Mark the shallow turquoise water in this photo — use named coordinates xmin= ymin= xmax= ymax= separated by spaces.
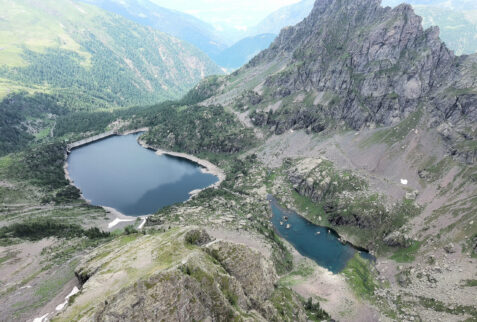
xmin=269 ymin=196 xmax=374 ymax=273
xmin=67 ymin=133 xmax=218 ymax=216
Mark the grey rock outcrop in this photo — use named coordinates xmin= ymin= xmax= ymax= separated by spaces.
xmin=287 ymin=157 xmax=366 ymax=203
xmin=443 ymin=243 xmax=456 ymax=254
xmin=286 ymin=158 xmax=389 ymax=231
xmin=242 ymin=0 xmax=476 ymax=161
xmin=397 ymin=269 xmax=412 ymax=287
xmin=205 ymin=241 xmax=277 ymax=310
xmin=384 ymin=231 xmax=412 ymax=248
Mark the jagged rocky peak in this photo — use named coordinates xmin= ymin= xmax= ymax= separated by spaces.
xmin=252 ymin=0 xmax=452 ymax=69
xmin=251 ymin=0 xmax=457 ymax=126
xmin=240 ymin=0 xmax=476 ymax=162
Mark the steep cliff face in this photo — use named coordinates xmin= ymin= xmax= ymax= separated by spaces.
xmin=237 ymin=0 xmax=477 ymax=162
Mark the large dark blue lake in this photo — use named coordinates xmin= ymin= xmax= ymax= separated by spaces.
xmin=67 ymin=133 xmax=218 ymax=216
xmin=269 ymin=196 xmax=374 ymax=273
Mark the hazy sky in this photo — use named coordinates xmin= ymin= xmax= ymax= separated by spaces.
xmin=149 ymin=0 xmax=302 ymax=30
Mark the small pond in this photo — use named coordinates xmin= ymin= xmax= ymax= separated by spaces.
xmin=269 ymin=196 xmax=374 ymax=273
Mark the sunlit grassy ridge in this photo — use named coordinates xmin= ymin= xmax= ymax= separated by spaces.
xmin=0 ymin=0 xmax=96 ymax=67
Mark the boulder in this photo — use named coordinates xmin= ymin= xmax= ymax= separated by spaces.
xmin=397 ymin=271 xmax=412 ymax=287
xmin=405 ymin=190 xmax=419 ymax=200
xmin=383 ymin=231 xmax=412 ymax=248
xmin=427 ymin=274 xmax=438 ymax=284
xmin=184 ymin=229 xmax=213 ymax=246
xmin=443 ymin=243 xmax=456 ymax=254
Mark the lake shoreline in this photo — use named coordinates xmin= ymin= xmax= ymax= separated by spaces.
xmin=63 ymin=129 xmax=152 ymax=230
xmin=63 ymin=128 xmax=225 ymax=229
xmin=268 ymin=195 xmax=375 ymax=269
xmin=66 ymin=128 xmax=149 ymax=152
xmin=64 ymin=155 xmax=146 ymax=230
xmin=136 ymin=138 xmax=226 ymax=192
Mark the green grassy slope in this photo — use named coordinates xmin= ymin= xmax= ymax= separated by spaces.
xmin=0 ymin=0 xmax=222 ymax=108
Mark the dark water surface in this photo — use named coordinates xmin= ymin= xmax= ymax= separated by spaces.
xmin=67 ymin=133 xmax=218 ymax=216
xmin=269 ymin=196 xmax=374 ymax=273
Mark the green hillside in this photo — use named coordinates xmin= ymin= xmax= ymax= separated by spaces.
xmin=0 ymin=0 xmax=222 ymax=156
xmin=0 ymin=0 xmax=222 ymax=109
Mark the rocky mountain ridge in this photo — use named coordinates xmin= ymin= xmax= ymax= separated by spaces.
xmin=54 ymin=228 xmax=310 ymax=321
xmin=381 ymin=0 xmax=477 ymax=56
xmin=232 ymin=0 xmax=476 ymax=163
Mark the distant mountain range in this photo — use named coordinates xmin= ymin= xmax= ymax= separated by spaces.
xmin=383 ymin=0 xmax=477 ymax=10
xmin=214 ymin=34 xmax=277 ymax=70
xmin=78 ymin=0 xmax=228 ymax=60
xmin=4 ymin=0 xmax=476 ymax=108
xmin=213 ymin=0 xmax=315 ymax=69
xmin=247 ymin=0 xmax=315 ymax=37
xmin=78 ymin=0 xmax=315 ymax=69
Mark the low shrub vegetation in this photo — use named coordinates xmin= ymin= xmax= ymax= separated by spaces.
xmin=0 ymin=219 xmax=110 ymax=244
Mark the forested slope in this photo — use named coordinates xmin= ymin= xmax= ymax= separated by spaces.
xmin=0 ymin=0 xmax=223 ymax=156
xmin=79 ymin=0 xmax=228 ymax=60
xmin=0 ymin=0 xmax=222 ymax=109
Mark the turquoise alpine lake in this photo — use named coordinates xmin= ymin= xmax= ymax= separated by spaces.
xmin=67 ymin=133 xmax=218 ymax=216
xmin=269 ymin=196 xmax=374 ymax=273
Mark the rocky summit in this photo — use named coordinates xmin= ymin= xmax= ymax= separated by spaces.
xmin=242 ymin=0 xmax=477 ymax=163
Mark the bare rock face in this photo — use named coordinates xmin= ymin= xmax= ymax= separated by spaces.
xmin=251 ymin=0 xmax=449 ymax=126
xmin=205 ymin=241 xmax=277 ymax=310
xmin=91 ymin=254 xmax=247 ymax=322
xmin=242 ymin=0 xmax=476 ymax=162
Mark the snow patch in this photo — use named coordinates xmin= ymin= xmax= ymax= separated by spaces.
xmin=33 ymin=313 xmax=49 ymax=322
xmin=55 ymin=286 xmax=80 ymax=311
xmin=137 ymin=217 xmax=147 ymax=230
